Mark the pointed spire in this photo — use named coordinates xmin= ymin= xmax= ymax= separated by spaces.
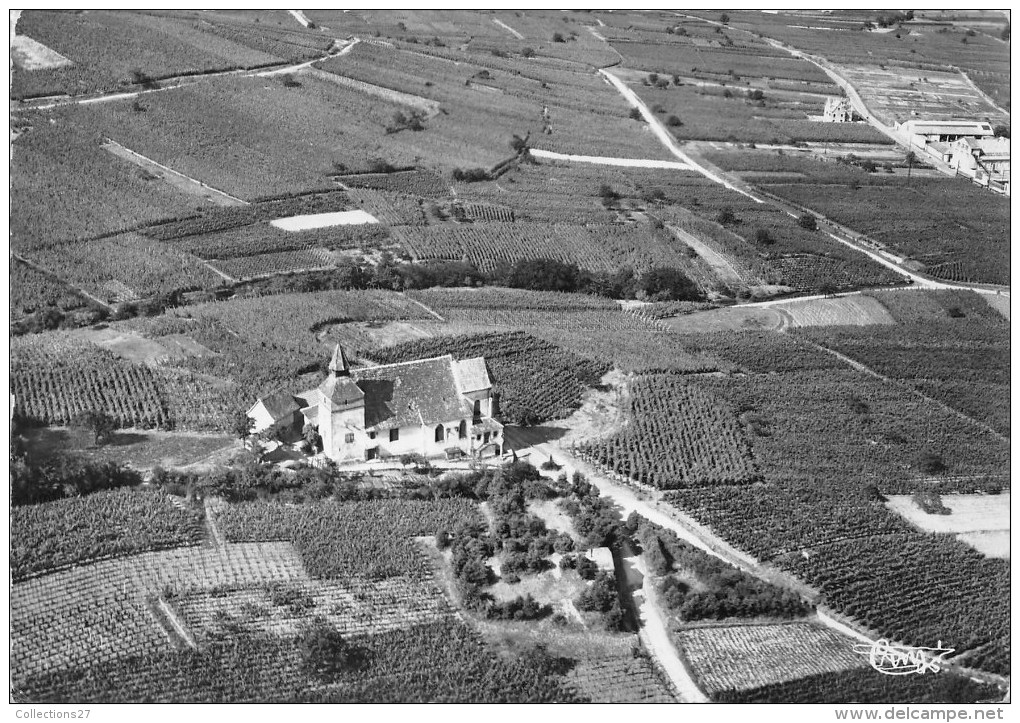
xmin=328 ymin=343 xmax=351 ymax=376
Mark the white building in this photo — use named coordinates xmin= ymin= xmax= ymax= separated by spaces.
xmin=899 ymin=119 xmax=1009 ymax=194
xmin=900 ymin=120 xmax=995 ymax=144
xmin=824 ymin=96 xmax=859 ymax=123
xmin=248 ymin=344 xmax=503 ymax=462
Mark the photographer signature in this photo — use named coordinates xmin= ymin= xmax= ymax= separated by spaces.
xmin=853 ymin=639 xmax=955 ymax=675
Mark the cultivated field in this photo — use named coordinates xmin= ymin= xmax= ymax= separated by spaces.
xmin=677 ymin=622 xmax=866 ymax=695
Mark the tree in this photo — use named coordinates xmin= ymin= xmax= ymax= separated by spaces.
xmin=915 ymin=451 xmax=947 ymax=476
xmin=716 ymin=207 xmax=737 ymax=225
xmin=754 ymin=228 xmax=774 ymax=245
xmin=232 ymin=409 xmax=254 ymax=444
xmin=1000 ymin=24 xmax=1010 ymax=41
xmin=297 ymin=619 xmax=370 ymax=680
xmin=719 ymin=13 xmax=730 ymax=24
xmin=666 ymin=114 xmax=683 ymax=127
xmin=904 ymin=150 xmax=917 ymax=184
xmin=629 ymin=107 xmax=642 ymax=120
xmin=552 ymin=32 xmax=565 ymax=42
xmin=993 ymin=125 xmax=1010 ymax=138
xmin=521 ymin=47 xmax=535 ymax=57
xmin=797 ymin=214 xmax=817 ymax=231
xmin=819 ymin=282 xmax=839 ymax=298
xmin=302 ymin=423 xmax=322 ymax=453
xmin=71 ymin=410 xmax=115 ymax=446
xmin=747 ymin=89 xmax=765 ymax=101
xmin=639 ymin=266 xmax=702 ymax=302
xmin=862 ymin=484 xmax=887 ymax=503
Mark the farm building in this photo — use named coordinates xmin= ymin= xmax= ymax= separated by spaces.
xmin=900 ymin=120 xmax=1009 ymax=194
xmin=248 ymin=344 xmax=503 ymax=462
xmin=900 ymin=120 xmax=995 ymax=144
xmin=823 ymin=97 xmax=859 ymax=123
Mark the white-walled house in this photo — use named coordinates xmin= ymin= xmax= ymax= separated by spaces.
xmin=249 ymin=344 xmax=503 ymax=462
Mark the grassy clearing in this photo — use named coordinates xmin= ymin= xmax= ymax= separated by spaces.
xmin=885 ymin=493 xmax=1009 ymax=535
xmin=20 ymin=427 xmax=237 ymax=471
xmin=781 ymin=295 xmax=896 ymax=327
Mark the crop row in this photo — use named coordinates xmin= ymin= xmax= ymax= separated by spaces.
xmin=782 ymin=534 xmax=1010 ymax=674
xmin=12 ymin=541 xmax=309 ymax=687
xmin=11 ymin=258 xmax=88 ymax=318
xmin=579 ymin=374 xmax=759 ymax=489
xmin=397 ymin=221 xmax=689 ymax=274
xmin=11 ymin=488 xmax=203 ymax=581
xmin=27 ymin=234 xmax=224 ymax=302
xmin=677 ymin=623 xmax=864 ymax=695
xmin=18 ymin=618 xmax=584 ymax=703
xmin=713 ymin=664 xmax=1001 ymax=704
xmin=408 ymin=287 xmax=620 ymax=313
xmin=338 ymin=170 xmax=449 ymax=198
xmin=175 ymin=576 xmax=451 ymax=644
xmin=209 ymin=249 xmax=336 ymax=281
xmin=12 ymin=347 xmax=169 ymax=429
xmin=565 ymin=655 xmax=676 ymax=703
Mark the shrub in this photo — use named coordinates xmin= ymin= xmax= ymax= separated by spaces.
xmin=797 ymin=214 xmax=818 ymax=231
xmin=716 ymin=207 xmax=737 ymax=225
xmin=297 ymin=618 xmax=371 ymax=679
xmin=576 ymin=571 xmax=618 ymax=612
xmin=912 ymin=488 xmax=951 ymax=515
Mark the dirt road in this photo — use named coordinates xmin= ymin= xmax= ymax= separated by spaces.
xmin=530 ymin=148 xmax=690 ymax=169
xmin=598 ymin=68 xmax=763 ymax=203
xmin=621 ymin=550 xmax=709 ymax=703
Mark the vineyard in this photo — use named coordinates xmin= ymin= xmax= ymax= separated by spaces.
xmin=866 ymin=289 xmax=1007 ymax=325
xmin=12 ymin=541 xmax=309 ymax=687
xmin=564 ymin=655 xmax=676 ymax=703
xmin=796 ymin=320 xmax=1011 ymax=435
xmin=171 ymin=221 xmax=389 ymax=260
xmin=365 ymin=331 xmax=611 ymax=424
xmin=409 ymin=287 xmax=620 ymax=313
xmin=80 ymin=73 xmax=415 ymax=200
xmin=208 ymin=249 xmax=336 ymax=281
xmin=396 ymin=222 xmax=689 ymax=274
xmin=142 ymin=190 xmax=354 ymax=242
xmin=214 ymin=499 xmax=484 ymax=580
xmin=783 ymin=535 xmax=1011 ymax=675
xmin=11 ymin=488 xmax=203 ymax=580
xmin=10 ymin=258 xmax=88 ymax=319
xmin=174 ymin=576 xmax=451 ymax=643
xmin=764 ymin=180 xmax=1009 ymax=286
xmin=337 ymin=170 xmax=449 ymax=198
xmin=26 ymin=234 xmax=224 ymax=302
xmin=11 ymin=114 xmax=203 ymax=250
xmin=677 ymin=622 xmax=865 ymax=695
xmin=579 ymin=374 xmax=759 ymax=489
xmin=407 ymin=289 xmax=725 ymax=374
xmin=18 ymin=619 xmax=585 ymax=703
xmin=713 ymin=667 xmax=1003 ymax=704
xmin=12 ymin=335 xmax=170 ymax=429
xmin=10 ymin=10 xmax=283 ymax=100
